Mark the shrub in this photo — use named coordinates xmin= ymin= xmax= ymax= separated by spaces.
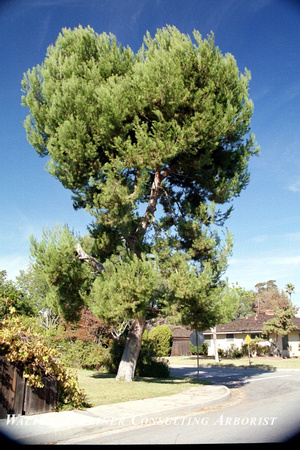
xmin=40 ymin=307 xmax=110 ymax=370
xmin=55 ymin=339 xmax=107 ymax=370
xmin=241 ymin=342 xmax=271 ymax=357
xmin=0 ymin=316 xmax=88 ymax=410
xmin=224 ymin=344 xmax=242 ymax=358
xmin=218 ymin=348 xmax=225 ymax=357
xmin=190 ymin=342 xmax=208 ymax=356
xmin=103 ymin=337 xmax=126 ymax=374
xmin=136 ymin=337 xmax=170 ymax=377
xmin=136 ymin=357 xmax=170 ymax=378
xmin=148 ymin=325 xmax=173 ymax=357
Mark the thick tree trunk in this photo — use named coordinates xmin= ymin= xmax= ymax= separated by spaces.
xmin=116 ymin=317 xmax=146 ymax=382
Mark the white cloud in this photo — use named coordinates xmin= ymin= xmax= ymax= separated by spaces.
xmin=288 ymin=181 xmax=300 ymax=193
xmin=250 ymin=234 xmax=269 ymax=243
xmin=229 ymin=255 xmax=300 ymax=271
xmin=226 ymin=255 xmax=299 ymax=289
xmin=283 ymin=232 xmax=300 ymax=242
xmin=248 ymin=232 xmax=300 ymax=245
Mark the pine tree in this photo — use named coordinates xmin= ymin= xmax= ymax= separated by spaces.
xmin=29 ymin=225 xmax=93 ymax=322
xmin=22 ymin=26 xmax=259 ymax=381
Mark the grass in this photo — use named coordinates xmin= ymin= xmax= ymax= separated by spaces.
xmin=74 ymin=356 xmax=300 ymax=408
xmin=168 ymin=355 xmax=300 ymax=369
xmin=75 ymin=369 xmax=211 ymax=408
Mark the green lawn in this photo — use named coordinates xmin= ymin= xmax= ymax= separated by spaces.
xmin=74 ymin=356 xmax=300 ymax=408
xmin=168 ymin=355 xmax=300 ymax=370
xmin=75 ymin=369 xmax=211 ymax=407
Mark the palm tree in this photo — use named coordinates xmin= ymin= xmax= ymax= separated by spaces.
xmin=285 ymin=283 xmax=295 ymax=301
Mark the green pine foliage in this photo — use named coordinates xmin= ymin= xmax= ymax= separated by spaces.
xmin=88 ymin=252 xmax=163 ymax=325
xmin=263 ymin=301 xmax=298 ymax=337
xmin=22 ymin=25 xmax=259 ymax=260
xmin=29 ymin=225 xmax=94 ymax=322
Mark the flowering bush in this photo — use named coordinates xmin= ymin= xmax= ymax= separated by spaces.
xmin=0 ymin=315 xmax=88 ymax=409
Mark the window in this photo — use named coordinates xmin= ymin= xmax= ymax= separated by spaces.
xmin=226 ymin=334 xmax=234 ymax=340
xmin=251 ymin=333 xmax=261 ymax=339
xmin=282 ymin=335 xmax=289 ymax=350
xmin=205 ymin=335 xmax=212 ymax=346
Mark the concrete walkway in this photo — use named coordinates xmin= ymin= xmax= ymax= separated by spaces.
xmin=0 ymin=384 xmax=230 ymax=444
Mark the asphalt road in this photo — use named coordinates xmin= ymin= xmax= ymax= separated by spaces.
xmin=63 ymin=366 xmax=300 ymax=444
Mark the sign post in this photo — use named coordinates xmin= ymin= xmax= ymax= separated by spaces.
xmin=190 ymin=331 xmax=205 ymax=377
xmin=245 ymin=334 xmax=252 ymax=366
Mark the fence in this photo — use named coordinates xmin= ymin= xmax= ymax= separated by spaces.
xmin=0 ymin=355 xmax=58 ymax=419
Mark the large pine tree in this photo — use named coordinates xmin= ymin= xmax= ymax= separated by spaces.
xmin=22 ymin=26 xmax=259 ymax=380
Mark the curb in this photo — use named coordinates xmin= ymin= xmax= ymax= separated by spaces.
xmin=1 ymin=385 xmax=230 ymax=444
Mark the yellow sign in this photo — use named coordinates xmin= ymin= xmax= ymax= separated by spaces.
xmin=245 ymin=334 xmax=252 ymax=345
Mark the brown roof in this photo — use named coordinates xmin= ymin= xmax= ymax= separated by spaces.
xmin=204 ymin=314 xmax=300 ymax=334
xmin=169 ymin=325 xmax=192 ymax=338
xmin=292 ymin=316 xmax=300 ymax=330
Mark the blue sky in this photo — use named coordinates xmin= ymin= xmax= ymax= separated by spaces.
xmin=1 ymin=0 xmax=300 ymax=309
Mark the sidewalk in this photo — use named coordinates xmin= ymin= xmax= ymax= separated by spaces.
xmin=0 ymin=384 xmax=230 ymax=444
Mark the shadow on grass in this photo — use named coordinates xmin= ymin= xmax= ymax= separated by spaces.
xmin=207 ymin=362 xmax=277 ymax=371
xmin=91 ymin=373 xmax=116 ymax=379
xmin=134 ymin=376 xmax=211 ymax=385
xmin=182 ymin=356 xmax=279 ymax=372
xmin=90 ymin=371 xmax=211 ymax=385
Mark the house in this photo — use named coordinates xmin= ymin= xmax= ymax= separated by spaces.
xmin=203 ymin=312 xmax=300 ymax=358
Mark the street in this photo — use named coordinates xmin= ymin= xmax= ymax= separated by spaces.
xmin=60 ymin=367 xmax=300 ymax=444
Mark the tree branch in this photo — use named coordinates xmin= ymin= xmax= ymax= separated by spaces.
xmin=126 ymin=165 xmax=177 ymax=254
xmin=140 ymin=169 xmax=161 ymax=232
xmin=75 ymin=243 xmax=104 ymax=274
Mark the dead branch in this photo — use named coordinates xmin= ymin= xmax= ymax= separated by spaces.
xmin=75 ymin=243 xmax=104 ymax=274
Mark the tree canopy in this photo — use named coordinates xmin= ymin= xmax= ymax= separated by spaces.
xmin=22 ymin=25 xmax=259 ymax=260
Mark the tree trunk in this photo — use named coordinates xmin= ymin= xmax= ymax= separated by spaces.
xmin=211 ymin=327 xmax=219 ymax=362
xmin=116 ymin=317 xmax=146 ymax=382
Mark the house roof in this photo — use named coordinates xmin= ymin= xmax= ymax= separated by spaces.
xmin=203 ymin=314 xmax=300 ymax=334
xmin=169 ymin=325 xmax=192 ymax=338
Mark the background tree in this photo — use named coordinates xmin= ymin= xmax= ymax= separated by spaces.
xmin=0 ymin=270 xmax=34 ymax=318
xmin=285 ymin=283 xmax=295 ymax=301
xmin=253 ymin=280 xmax=299 ymax=354
xmin=262 ymin=296 xmax=298 ymax=355
xmin=219 ymin=282 xmax=255 ymax=321
xmin=16 ymin=265 xmax=50 ymax=313
xmin=254 ymin=280 xmax=288 ymax=314
xmin=21 ymin=26 xmax=259 ymax=381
